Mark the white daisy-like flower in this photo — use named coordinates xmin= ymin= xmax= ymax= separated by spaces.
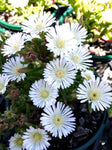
xmin=70 ymin=22 xmax=87 ymax=45
xmin=81 ymin=70 xmax=95 ymax=81
xmin=40 ymin=102 xmax=76 ymax=139
xmin=65 ymin=46 xmax=93 ymax=70
xmin=9 ymin=0 xmax=29 ymax=8
xmin=45 ymin=23 xmax=77 ymax=57
xmin=22 ymin=126 xmax=50 ymax=150
xmin=102 ymin=9 xmax=112 ymax=23
xmin=1 ymin=32 xmax=25 ymax=56
xmin=43 ymin=58 xmax=76 ymax=89
xmin=9 ymin=133 xmax=23 ymax=150
xmin=97 ymin=0 xmax=109 ymax=4
xmin=0 ymin=74 xmax=9 ymax=94
xmin=76 ymin=77 xmax=112 ymax=111
xmin=5 ymin=31 xmax=11 ymax=37
xmin=29 ymin=79 xmax=59 ymax=108
xmin=2 ymin=56 xmax=28 ymax=82
xmin=22 ymin=11 xmax=55 ymax=36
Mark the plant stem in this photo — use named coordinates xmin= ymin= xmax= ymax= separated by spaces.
xmin=60 ymin=89 xmax=67 ymax=104
xmin=26 ymin=103 xmax=30 ymax=118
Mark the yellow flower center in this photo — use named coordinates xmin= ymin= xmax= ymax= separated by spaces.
xmin=17 ymin=139 xmax=23 ymax=145
xmin=13 ymin=44 xmax=18 ymax=50
xmin=5 ymin=110 xmax=13 ymax=118
xmin=41 ymin=90 xmax=49 ymax=98
xmin=92 ymin=92 xmax=98 ymax=98
xmin=73 ymin=55 xmax=79 ymax=63
xmin=16 ymin=138 xmax=23 ymax=146
xmin=34 ymin=135 xmax=39 ymax=140
xmin=56 ymin=70 xmax=64 ymax=78
xmin=90 ymin=92 xmax=98 ymax=101
xmin=85 ymin=75 xmax=91 ymax=80
xmin=0 ymin=84 xmax=4 ymax=90
xmin=33 ymin=132 xmax=42 ymax=141
xmin=56 ymin=40 xmax=65 ymax=49
xmin=36 ymin=24 xmax=42 ymax=30
xmin=56 ymin=117 xmax=61 ymax=123
xmin=54 ymin=116 xmax=63 ymax=126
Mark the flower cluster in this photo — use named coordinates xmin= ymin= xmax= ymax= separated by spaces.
xmin=0 ymin=10 xmax=112 ymax=150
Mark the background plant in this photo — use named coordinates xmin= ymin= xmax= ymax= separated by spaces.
xmin=0 ymin=0 xmax=69 ymax=23
xmin=68 ymin=0 xmax=112 ymax=42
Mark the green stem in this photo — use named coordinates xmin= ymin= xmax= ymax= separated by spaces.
xmin=17 ymin=67 xmax=35 ymax=73
xmin=60 ymin=88 xmax=67 ymax=104
xmin=26 ymin=103 xmax=30 ymax=118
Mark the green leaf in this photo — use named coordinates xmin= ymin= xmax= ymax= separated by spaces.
xmin=88 ymin=103 xmax=93 ymax=113
xmin=0 ymin=144 xmax=7 ymax=150
xmin=107 ymin=105 xmax=112 ymax=118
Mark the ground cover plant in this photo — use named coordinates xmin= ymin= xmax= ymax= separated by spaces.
xmin=0 ymin=3 xmax=112 ymax=150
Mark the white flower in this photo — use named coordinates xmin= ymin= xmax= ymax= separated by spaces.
xmin=2 ymin=56 xmax=28 ymax=82
xmin=45 ymin=23 xmax=77 ymax=57
xmin=22 ymin=126 xmax=50 ymax=150
xmin=76 ymin=77 xmax=112 ymax=111
xmin=70 ymin=22 xmax=87 ymax=45
xmin=1 ymin=32 xmax=25 ymax=56
xmin=65 ymin=46 xmax=93 ymax=70
xmin=43 ymin=58 xmax=76 ymax=89
xmin=0 ymin=74 xmax=9 ymax=94
xmin=9 ymin=133 xmax=23 ymax=150
xmin=29 ymin=79 xmax=59 ymax=108
xmin=9 ymin=0 xmax=29 ymax=8
xmin=102 ymin=9 xmax=112 ymax=23
xmin=97 ymin=0 xmax=109 ymax=4
xmin=81 ymin=70 xmax=95 ymax=81
xmin=5 ymin=31 xmax=11 ymax=37
xmin=40 ymin=102 xmax=76 ymax=139
xmin=22 ymin=11 xmax=55 ymax=36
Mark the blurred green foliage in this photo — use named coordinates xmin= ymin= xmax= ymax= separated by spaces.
xmin=68 ymin=0 xmax=112 ymax=42
xmin=0 ymin=0 xmax=68 ymax=23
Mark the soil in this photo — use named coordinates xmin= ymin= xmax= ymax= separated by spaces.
xmin=48 ymin=103 xmax=104 ymax=150
xmin=90 ymin=39 xmax=112 ymax=84
xmin=87 ymin=39 xmax=112 ymax=150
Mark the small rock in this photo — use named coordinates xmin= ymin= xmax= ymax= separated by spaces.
xmin=79 ymin=117 xmax=85 ymax=126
